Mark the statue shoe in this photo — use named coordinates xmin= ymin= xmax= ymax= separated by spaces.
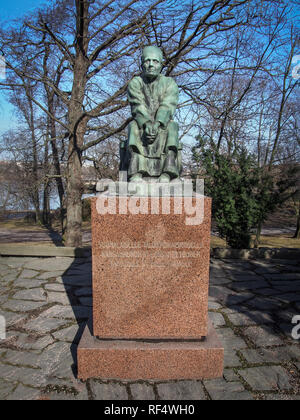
xmin=130 ymin=173 xmax=144 ymax=182
xmin=158 ymin=173 xmax=171 ymax=183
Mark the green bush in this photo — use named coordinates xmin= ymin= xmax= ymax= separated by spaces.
xmin=201 ymin=147 xmax=260 ymax=248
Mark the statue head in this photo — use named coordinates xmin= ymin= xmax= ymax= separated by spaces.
xmin=141 ymin=46 xmax=163 ymax=80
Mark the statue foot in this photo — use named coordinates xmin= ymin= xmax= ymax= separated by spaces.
xmin=130 ymin=173 xmax=144 ymax=182
xmin=158 ymin=173 xmax=171 ymax=183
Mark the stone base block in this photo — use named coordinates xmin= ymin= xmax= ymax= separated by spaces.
xmin=77 ymin=319 xmax=223 ymax=381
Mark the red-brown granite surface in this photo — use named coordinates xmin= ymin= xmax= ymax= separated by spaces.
xmin=77 ymin=319 xmax=224 ymax=381
xmin=91 ymin=195 xmax=211 ymax=339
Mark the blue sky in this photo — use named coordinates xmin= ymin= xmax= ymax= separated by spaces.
xmin=0 ymin=1 xmax=53 ymax=134
xmin=0 ymin=0 xmax=52 ymax=21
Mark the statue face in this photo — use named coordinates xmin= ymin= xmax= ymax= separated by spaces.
xmin=142 ymin=48 xmax=162 ymax=80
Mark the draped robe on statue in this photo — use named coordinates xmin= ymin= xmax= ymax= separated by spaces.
xmin=120 ymin=74 xmax=182 ymax=179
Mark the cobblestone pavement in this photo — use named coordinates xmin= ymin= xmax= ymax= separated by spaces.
xmin=0 ymin=256 xmax=299 ymax=400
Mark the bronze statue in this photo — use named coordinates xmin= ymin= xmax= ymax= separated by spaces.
xmin=120 ymin=46 xmax=182 ymax=183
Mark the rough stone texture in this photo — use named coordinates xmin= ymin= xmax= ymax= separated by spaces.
xmin=90 ymin=382 xmax=128 ymax=400
xmin=24 ymin=257 xmax=74 ymax=272
xmin=156 ymin=381 xmax=206 ymax=400
xmin=1 ymin=255 xmax=300 ymax=400
xmin=92 ymin=196 xmax=211 ymax=339
xmin=6 ymin=384 xmax=41 ymax=400
xmin=209 ymin=312 xmax=226 ymax=328
xmin=77 ymin=320 xmax=224 ymax=380
xmin=203 ymin=378 xmax=253 ymax=400
xmin=2 ymin=299 xmax=47 ymax=312
xmin=24 ymin=316 xmax=70 ymax=334
xmin=130 ymin=383 xmax=156 ymax=400
xmin=238 ymin=366 xmax=293 ymax=391
xmin=13 ymin=289 xmax=46 ymax=302
xmin=243 ymin=326 xmax=284 ymax=347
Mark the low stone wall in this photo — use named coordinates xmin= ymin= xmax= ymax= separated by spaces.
xmin=0 ymin=244 xmax=299 ymax=259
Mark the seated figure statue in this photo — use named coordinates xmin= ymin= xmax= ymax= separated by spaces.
xmin=120 ymin=46 xmax=182 ymax=183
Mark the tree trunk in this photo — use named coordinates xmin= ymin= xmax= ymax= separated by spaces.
xmin=43 ymin=133 xmax=51 ymax=226
xmin=294 ymin=202 xmax=300 ymax=239
xmin=47 ymin=104 xmax=65 ymax=232
xmin=254 ymin=220 xmax=262 ymax=248
xmin=64 ymin=0 xmax=90 ymax=247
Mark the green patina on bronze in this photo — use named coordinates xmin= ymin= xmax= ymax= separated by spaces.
xmin=120 ymin=46 xmax=182 ymax=182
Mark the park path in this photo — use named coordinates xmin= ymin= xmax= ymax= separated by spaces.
xmin=0 ymin=255 xmax=299 ymax=400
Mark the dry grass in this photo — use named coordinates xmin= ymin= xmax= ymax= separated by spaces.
xmin=210 ymin=234 xmax=300 ymax=249
xmin=1 ymin=217 xmax=299 ymax=249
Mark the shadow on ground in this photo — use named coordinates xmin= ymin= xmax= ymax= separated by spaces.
xmin=60 ymin=254 xmax=92 ymax=378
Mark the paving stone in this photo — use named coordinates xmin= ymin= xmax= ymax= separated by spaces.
xmin=263 ymin=273 xmax=300 ymax=281
xmin=24 ymin=258 xmax=74 ymax=272
xmin=78 ymin=297 xmax=92 ymax=307
xmin=62 ymin=275 xmax=92 ymax=287
xmin=240 ymin=346 xmax=300 ymax=364
xmin=44 ymin=284 xmax=69 ymax=292
xmin=269 ymin=280 xmax=300 ymax=287
xmin=2 ymin=257 xmax=37 ymax=268
xmin=203 ymin=378 xmax=253 ymax=400
xmin=12 ymin=333 xmax=54 ymax=351
xmin=156 ymin=381 xmax=206 ymax=400
xmin=243 ymin=326 xmax=284 ymax=347
xmin=238 ymin=366 xmax=293 ymax=391
xmin=210 ymin=277 xmax=231 ymax=285
xmin=0 ymin=378 xmax=16 ymax=399
xmin=273 ymin=293 xmax=300 ymax=304
xmin=37 ymin=271 xmax=66 ymax=280
xmin=224 ymin=350 xmax=243 ymax=368
xmin=3 ymin=349 xmax=42 ymax=368
xmin=223 ymin=369 xmax=241 ymax=382
xmin=49 ymin=352 xmax=76 ymax=380
xmin=262 ymin=394 xmax=300 ymax=400
xmin=14 ymin=278 xmax=46 ymax=289
xmin=209 ymin=286 xmax=253 ymax=306
xmin=217 ymin=328 xmax=247 ymax=350
xmin=3 ymin=272 xmax=20 ymax=282
xmin=2 ymin=299 xmax=47 ymax=312
xmin=254 ymin=288 xmax=282 ymax=296
xmin=19 ymin=269 xmax=39 ymax=279
xmin=6 ymin=384 xmax=41 ymax=400
xmin=209 ymin=267 xmax=228 ymax=277
xmin=227 ymin=274 xmax=259 ymax=282
xmin=130 ymin=383 xmax=156 ymax=400
xmin=52 ymin=324 xmax=83 ymax=343
xmin=90 ymin=382 xmax=128 ymax=400
xmin=38 ymin=342 xmax=73 ymax=378
xmin=46 ymin=291 xmax=70 ymax=306
xmin=74 ymin=287 xmax=92 ymax=297
xmin=0 ymin=362 xmax=47 ymax=387
xmin=245 ymin=297 xmax=281 ymax=311
xmin=42 ymin=389 xmax=89 ymax=400
xmin=39 ymin=305 xmax=90 ymax=320
xmin=24 ymin=316 xmax=70 ymax=334
xmin=13 ymin=289 xmax=47 ymax=302
xmin=0 ymin=310 xmax=28 ymax=327
xmin=278 ymin=323 xmax=295 ymax=339
xmin=230 ymin=280 xmax=270 ymax=291
xmin=208 ymin=302 xmax=223 ymax=310
xmin=209 ymin=312 xmax=226 ymax=328
xmin=276 ymin=309 xmax=299 ymax=323
xmin=253 ymin=267 xmax=280 ymax=275
xmin=227 ymin=311 xmax=274 ymax=327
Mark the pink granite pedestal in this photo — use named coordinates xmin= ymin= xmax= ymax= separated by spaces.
xmin=77 ymin=194 xmax=224 ymax=380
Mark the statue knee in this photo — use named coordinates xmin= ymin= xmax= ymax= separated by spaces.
xmin=168 ymin=121 xmax=179 ymax=132
xmin=128 ymin=120 xmax=139 ymax=136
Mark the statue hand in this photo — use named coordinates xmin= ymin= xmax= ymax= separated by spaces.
xmin=144 ymin=122 xmax=160 ymax=143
